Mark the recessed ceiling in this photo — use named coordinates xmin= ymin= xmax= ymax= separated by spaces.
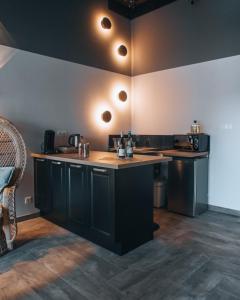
xmin=108 ymin=0 xmax=178 ymax=19
xmin=114 ymin=0 xmax=150 ymax=7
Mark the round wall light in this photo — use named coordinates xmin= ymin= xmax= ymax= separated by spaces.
xmin=118 ymin=45 xmax=128 ymax=57
xmin=102 ymin=110 xmax=112 ymax=123
xmin=101 ymin=17 xmax=112 ymax=30
xmin=119 ymin=90 xmax=128 ymax=102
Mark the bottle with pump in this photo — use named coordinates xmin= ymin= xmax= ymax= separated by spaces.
xmin=126 ymin=131 xmax=134 ymax=158
xmin=118 ymin=132 xmax=126 ymax=159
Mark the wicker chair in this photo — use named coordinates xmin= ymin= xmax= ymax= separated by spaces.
xmin=0 ymin=116 xmax=27 ymax=255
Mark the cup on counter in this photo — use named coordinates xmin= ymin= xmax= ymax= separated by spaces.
xmin=83 ymin=143 xmax=90 ymax=158
xmin=113 ymin=138 xmax=121 ymax=157
xmin=78 ymin=142 xmax=90 ymax=158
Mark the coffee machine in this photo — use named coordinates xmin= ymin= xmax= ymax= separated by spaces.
xmin=42 ymin=130 xmax=55 ymax=154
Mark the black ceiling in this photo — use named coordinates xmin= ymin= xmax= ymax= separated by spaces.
xmin=108 ymin=0 xmax=178 ymax=19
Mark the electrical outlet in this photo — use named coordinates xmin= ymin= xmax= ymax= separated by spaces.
xmin=24 ymin=196 xmax=33 ymax=205
xmin=57 ymin=130 xmax=67 ymax=135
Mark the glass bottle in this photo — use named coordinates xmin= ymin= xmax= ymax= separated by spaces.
xmin=126 ymin=130 xmax=133 ymax=158
xmin=118 ymin=131 xmax=126 ymax=159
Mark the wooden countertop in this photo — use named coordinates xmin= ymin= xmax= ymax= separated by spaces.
xmin=160 ymin=149 xmax=209 ymax=158
xmin=31 ymin=151 xmax=172 ymax=169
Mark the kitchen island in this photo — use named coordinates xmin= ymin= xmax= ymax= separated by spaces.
xmin=32 ymin=151 xmax=171 ymax=255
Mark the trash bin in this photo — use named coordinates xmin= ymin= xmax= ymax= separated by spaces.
xmin=154 ymin=180 xmax=167 ymax=208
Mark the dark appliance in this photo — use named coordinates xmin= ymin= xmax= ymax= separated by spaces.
xmin=42 ymin=130 xmax=55 ymax=154
xmin=174 ymin=134 xmax=210 ymax=152
xmin=68 ymin=134 xmax=81 ymax=148
xmin=168 ymin=157 xmax=209 ymax=217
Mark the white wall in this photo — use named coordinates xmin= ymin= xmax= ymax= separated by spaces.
xmin=0 ymin=45 xmax=131 ymax=217
xmin=132 ymin=55 xmax=240 ymax=211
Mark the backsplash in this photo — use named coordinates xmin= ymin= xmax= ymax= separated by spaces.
xmin=108 ymin=135 xmax=174 ymax=150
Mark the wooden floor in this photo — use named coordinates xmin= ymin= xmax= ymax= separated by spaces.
xmin=1 ymin=209 xmax=240 ymax=300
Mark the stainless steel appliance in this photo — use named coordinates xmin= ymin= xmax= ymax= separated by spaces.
xmin=154 ymin=180 xmax=167 ymax=208
xmin=78 ymin=141 xmax=90 ymax=158
xmin=168 ymin=157 xmax=209 ymax=217
xmin=174 ymin=134 xmax=209 ymax=152
xmin=68 ymin=134 xmax=81 ymax=148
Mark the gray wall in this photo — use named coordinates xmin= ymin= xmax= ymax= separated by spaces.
xmin=0 ymin=0 xmax=132 ymax=217
xmin=132 ymin=0 xmax=240 ymax=75
xmin=0 ymin=45 xmax=131 ymax=217
xmin=0 ymin=0 xmax=131 ymax=75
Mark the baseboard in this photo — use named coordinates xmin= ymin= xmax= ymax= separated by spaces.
xmin=16 ymin=206 xmax=240 ymax=222
xmin=17 ymin=212 xmax=40 ymax=223
xmin=208 ymin=205 xmax=240 ymax=217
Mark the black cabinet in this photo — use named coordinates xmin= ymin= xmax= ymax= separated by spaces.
xmin=34 ymin=158 xmax=50 ymax=214
xmin=34 ymin=158 xmax=154 ymax=255
xmin=49 ymin=160 xmax=67 ymax=223
xmin=89 ymin=167 xmax=115 ymax=241
xmin=67 ymin=163 xmax=89 ymax=227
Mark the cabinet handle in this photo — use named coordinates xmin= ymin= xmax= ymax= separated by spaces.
xmin=51 ymin=161 xmax=62 ymax=165
xmin=36 ymin=158 xmax=45 ymax=162
xmin=93 ymin=168 xmax=107 ymax=173
xmin=70 ymin=164 xmax=82 ymax=169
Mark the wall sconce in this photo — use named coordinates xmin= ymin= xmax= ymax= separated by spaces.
xmin=118 ymin=90 xmax=128 ymax=102
xmin=96 ymin=14 xmax=113 ymax=37
xmin=101 ymin=17 xmax=112 ymax=30
xmin=102 ymin=110 xmax=112 ymax=123
xmin=118 ymin=45 xmax=128 ymax=57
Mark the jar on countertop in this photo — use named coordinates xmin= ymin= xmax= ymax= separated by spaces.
xmin=191 ymin=120 xmax=201 ymax=134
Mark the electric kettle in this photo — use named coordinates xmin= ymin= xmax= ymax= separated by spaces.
xmin=68 ymin=134 xmax=81 ymax=148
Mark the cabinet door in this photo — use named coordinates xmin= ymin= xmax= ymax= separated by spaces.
xmin=50 ymin=160 xmax=67 ymax=223
xmin=67 ymin=163 xmax=89 ymax=227
xmin=34 ymin=158 xmax=51 ymax=214
xmin=89 ymin=167 xmax=114 ymax=240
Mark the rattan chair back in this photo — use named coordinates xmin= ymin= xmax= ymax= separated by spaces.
xmin=0 ymin=117 xmax=27 ymax=186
